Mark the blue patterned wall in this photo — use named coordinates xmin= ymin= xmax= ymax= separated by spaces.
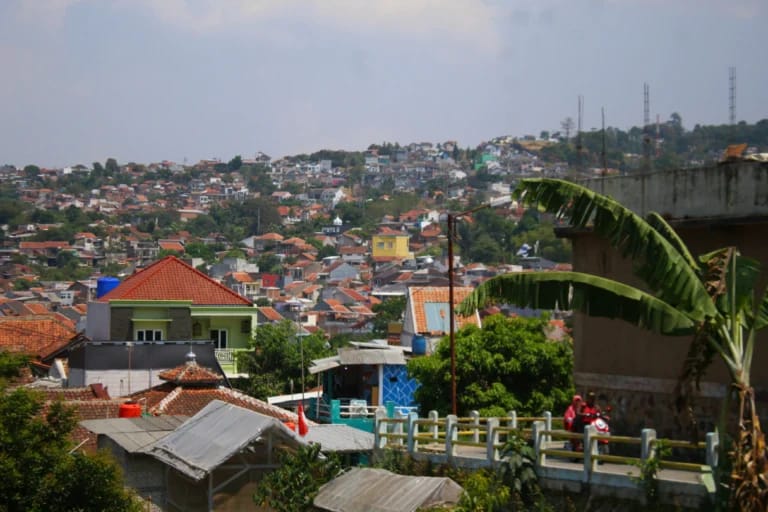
xmin=382 ymin=364 xmax=419 ymax=409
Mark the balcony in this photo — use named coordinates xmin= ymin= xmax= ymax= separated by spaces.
xmin=214 ymin=348 xmax=249 ymax=377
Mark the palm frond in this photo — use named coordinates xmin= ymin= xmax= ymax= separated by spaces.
xmin=458 ymin=272 xmax=696 ymax=336
xmin=513 ymin=178 xmax=717 ymax=321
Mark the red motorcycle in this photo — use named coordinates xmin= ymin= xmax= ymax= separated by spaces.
xmin=570 ymin=408 xmax=611 ymax=454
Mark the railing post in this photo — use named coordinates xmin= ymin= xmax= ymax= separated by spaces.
xmin=429 ymin=410 xmax=439 ymax=440
xmin=331 ymin=399 xmax=341 ymax=422
xmin=446 ymin=414 xmax=458 ymax=461
xmin=532 ymin=420 xmax=545 ymax=468
xmin=706 ymin=431 xmax=719 ymax=468
xmin=394 ymin=408 xmax=407 ymax=446
xmin=487 ymin=418 xmax=500 ymax=464
xmin=470 ymin=410 xmax=480 ymax=444
xmin=583 ymin=424 xmax=596 ymax=483
xmin=544 ymin=411 xmax=552 ymax=443
xmin=407 ymin=411 xmax=419 ymax=454
xmin=374 ymin=408 xmax=388 ymax=450
xmin=641 ymin=428 xmax=657 ymax=462
xmin=507 ymin=410 xmax=517 ymax=430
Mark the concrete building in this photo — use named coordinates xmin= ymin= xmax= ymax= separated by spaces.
xmin=569 ymin=161 xmax=768 ymax=437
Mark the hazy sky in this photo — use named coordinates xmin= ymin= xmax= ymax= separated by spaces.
xmin=1 ymin=0 xmax=765 ymax=168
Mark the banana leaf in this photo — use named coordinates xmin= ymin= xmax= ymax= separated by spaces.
xmin=457 ymin=271 xmax=696 ymax=336
xmin=513 ymin=178 xmax=717 ymax=321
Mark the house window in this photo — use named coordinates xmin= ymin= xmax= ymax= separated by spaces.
xmin=387 ymin=242 xmax=393 ymax=249
xmin=241 ymin=319 xmax=251 ymax=334
xmin=210 ymin=329 xmax=228 ymax=349
xmin=136 ymin=329 xmax=163 ymax=341
xmin=377 ymin=242 xmax=384 ymax=249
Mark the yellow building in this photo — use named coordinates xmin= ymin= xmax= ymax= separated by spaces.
xmin=371 ymin=227 xmax=413 ymax=261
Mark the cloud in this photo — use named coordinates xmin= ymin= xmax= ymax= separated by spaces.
xmin=124 ymin=0 xmax=503 ymax=51
xmin=12 ymin=0 xmax=87 ymax=29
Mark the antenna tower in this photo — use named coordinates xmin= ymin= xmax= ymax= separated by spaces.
xmin=729 ymin=67 xmax=736 ymax=124
xmin=643 ymin=83 xmax=652 ymax=171
xmin=601 ymin=107 xmax=607 ymax=174
xmin=656 ymin=114 xmax=661 ymax=157
xmin=576 ymin=95 xmax=584 ymax=170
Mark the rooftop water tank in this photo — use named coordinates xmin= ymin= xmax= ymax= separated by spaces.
xmin=118 ymin=401 xmax=142 ymax=418
xmin=96 ymin=276 xmax=120 ymax=298
xmin=412 ymin=334 xmax=427 ymax=355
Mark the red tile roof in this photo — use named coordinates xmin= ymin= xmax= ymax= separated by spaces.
xmin=158 ymin=360 xmax=222 ymax=385
xmin=0 ymin=315 xmax=77 ymax=357
xmin=158 ymin=240 xmax=185 ymax=252
xmin=129 ymin=383 xmax=313 ymax=424
xmin=98 ymin=256 xmax=252 ymax=306
xmin=258 ymin=306 xmax=284 ymax=322
xmin=376 ymin=227 xmax=407 ymax=236
xmin=231 ymin=271 xmax=253 ymax=283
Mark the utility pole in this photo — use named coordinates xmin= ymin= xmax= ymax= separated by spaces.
xmin=446 ymin=196 xmax=512 ymax=416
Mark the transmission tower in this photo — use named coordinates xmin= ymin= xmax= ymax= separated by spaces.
xmin=729 ymin=67 xmax=736 ymax=124
xmin=601 ymin=107 xmax=607 ymax=174
xmin=643 ymin=83 xmax=652 ymax=172
xmin=576 ymin=95 xmax=584 ymax=170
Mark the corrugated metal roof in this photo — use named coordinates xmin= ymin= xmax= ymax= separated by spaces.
xmin=309 ymin=355 xmax=341 ymax=375
xmin=304 ymin=425 xmax=374 ymax=453
xmin=338 ymin=348 xmax=406 ymax=366
xmin=313 ymin=467 xmax=463 ymax=512
xmin=423 ymin=302 xmax=450 ymax=333
xmin=80 ymin=415 xmax=189 ymax=454
xmin=80 ymin=416 xmax=188 ymax=453
xmin=110 ymin=430 xmax=177 ymax=453
xmin=147 ymin=400 xmax=307 ymax=481
xmin=310 ymin=348 xmax=406 ymax=375
xmin=81 ymin=415 xmax=188 ymax=435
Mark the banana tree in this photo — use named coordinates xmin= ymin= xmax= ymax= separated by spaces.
xmin=457 ymin=178 xmax=768 ymax=510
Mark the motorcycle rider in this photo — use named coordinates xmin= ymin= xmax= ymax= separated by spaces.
xmin=563 ymin=394 xmax=582 ymax=432
xmin=573 ymin=391 xmax=601 ymax=434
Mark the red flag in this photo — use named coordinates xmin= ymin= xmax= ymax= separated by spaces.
xmin=297 ymin=403 xmax=309 ymax=436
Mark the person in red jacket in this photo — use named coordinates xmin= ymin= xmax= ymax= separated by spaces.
xmin=579 ymin=391 xmax=601 ymax=419
xmin=563 ymin=394 xmax=582 ymax=432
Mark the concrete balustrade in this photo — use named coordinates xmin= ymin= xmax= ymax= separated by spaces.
xmin=374 ymin=409 xmax=718 ymax=507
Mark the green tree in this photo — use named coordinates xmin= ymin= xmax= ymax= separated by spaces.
xmin=0 ymin=351 xmax=28 ymax=381
xmin=238 ymin=321 xmax=334 ymax=399
xmin=407 ymin=314 xmax=573 ymax=416
xmin=23 ymin=164 xmax=41 ymax=181
xmin=105 ymin=157 xmax=119 ymax=175
xmin=0 ymin=387 xmax=141 ymax=512
xmin=371 ymin=296 xmax=406 ymax=337
xmin=253 ymin=443 xmax=340 ymax=512
xmin=227 ymin=155 xmax=243 ymax=171
xmin=458 ymin=178 xmax=768 ymax=510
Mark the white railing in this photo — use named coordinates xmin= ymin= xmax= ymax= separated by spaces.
xmin=214 ymin=348 xmax=235 ymax=364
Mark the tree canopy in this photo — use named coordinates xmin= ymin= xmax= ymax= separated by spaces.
xmin=407 ymin=314 xmax=574 ymax=417
xmin=0 ymin=387 xmax=142 ymax=512
xmin=237 ymin=320 xmax=335 ymax=399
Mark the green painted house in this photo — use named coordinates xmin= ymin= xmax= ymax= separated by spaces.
xmin=85 ymin=256 xmax=257 ymax=377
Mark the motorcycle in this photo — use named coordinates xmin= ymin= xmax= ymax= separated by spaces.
xmin=569 ymin=408 xmax=611 ymax=455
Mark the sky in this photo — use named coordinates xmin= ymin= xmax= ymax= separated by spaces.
xmin=1 ymin=0 xmax=766 ymax=168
